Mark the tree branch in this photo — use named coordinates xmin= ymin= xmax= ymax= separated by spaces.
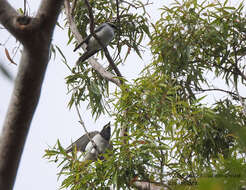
xmin=0 ymin=0 xmax=28 ymax=44
xmin=36 ymin=0 xmax=63 ymax=35
xmin=133 ymin=180 xmax=172 ymax=190
xmin=64 ymin=0 xmax=121 ymax=87
xmin=84 ymin=0 xmax=123 ymax=80
xmin=196 ymin=88 xmax=246 ymax=100
xmin=0 ymin=0 xmax=64 ymax=189
xmin=74 ymin=101 xmax=99 ymax=158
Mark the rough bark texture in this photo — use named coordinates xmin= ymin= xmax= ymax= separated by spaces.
xmin=133 ymin=181 xmax=170 ymax=190
xmin=0 ymin=0 xmax=64 ymax=189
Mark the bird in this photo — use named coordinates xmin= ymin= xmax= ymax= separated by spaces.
xmin=66 ymin=122 xmax=111 ymax=161
xmin=74 ymin=22 xmax=117 ymax=63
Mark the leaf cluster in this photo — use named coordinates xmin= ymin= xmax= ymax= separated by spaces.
xmin=151 ymin=0 xmax=246 ymax=94
xmin=65 ymin=0 xmax=151 ymax=118
xmin=70 ymin=0 xmax=151 ymax=62
xmin=66 ymin=63 xmax=110 ymax=119
xmin=46 ymin=0 xmax=246 ymax=189
xmin=114 ymin=73 xmax=246 ymax=187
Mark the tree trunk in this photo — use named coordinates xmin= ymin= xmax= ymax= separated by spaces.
xmin=0 ymin=0 xmax=64 ymax=189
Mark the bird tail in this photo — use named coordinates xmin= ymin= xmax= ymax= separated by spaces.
xmin=74 ymin=38 xmax=88 ymax=52
xmin=65 ymin=143 xmax=74 ymax=153
xmin=76 ymin=49 xmax=99 ymax=64
xmin=74 ymin=42 xmax=83 ymax=52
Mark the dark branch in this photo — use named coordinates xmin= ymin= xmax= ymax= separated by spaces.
xmin=64 ymin=0 xmax=121 ymax=86
xmin=84 ymin=0 xmax=123 ymax=80
xmin=71 ymin=0 xmax=78 ymax=17
xmin=196 ymin=88 xmax=246 ymax=100
xmin=0 ymin=0 xmax=64 ymax=189
xmin=36 ymin=0 xmax=63 ymax=35
xmin=74 ymin=102 xmax=99 ymax=157
xmin=133 ymin=180 xmax=173 ymax=190
xmin=84 ymin=0 xmax=95 ymax=33
xmin=0 ymin=0 xmax=23 ymax=41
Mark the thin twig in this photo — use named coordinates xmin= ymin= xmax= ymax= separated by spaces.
xmin=113 ymin=0 xmax=123 ymax=65
xmin=116 ymin=0 xmax=120 ymax=26
xmin=196 ymin=88 xmax=246 ymax=100
xmin=84 ymin=0 xmax=123 ymax=80
xmin=84 ymin=0 xmax=95 ymax=33
xmin=230 ymin=79 xmax=246 ymax=116
xmin=235 ymin=66 xmax=246 ymax=81
xmin=235 ymin=87 xmax=246 ymax=116
xmin=74 ymin=100 xmax=98 ymax=153
xmin=12 ymin=42 xmax=21 ymax=61
xmin=71 ymin=0 xmax=78 ymax=17
xmin=64 ymin=0 xmax=121 ymax=86
xmin=232 ymin=32 xmax=246 ymax=82
xmin=121 ymin=0 xmax=153 ymax=9
xmin=24 ymin=0 xmax=27 ymax=15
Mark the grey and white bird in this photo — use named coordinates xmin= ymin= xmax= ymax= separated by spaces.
xmin=74 ymin=23 xmax=117 ymax=63
xmin=66 ymin=122 xmax=111 ymax=161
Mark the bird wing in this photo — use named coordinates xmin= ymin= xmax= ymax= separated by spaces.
xmin=93 ymin=24 xmax=106 ymax=33
xmin=73 ymin=24 xmax=106 ymax=52
xmin=73 ymin=35 xmax=91 ymax=52
xmin=66 ymin=131 xmax=99 ymax=153
xmin=76 ymin=49 xmax=99 ymax=64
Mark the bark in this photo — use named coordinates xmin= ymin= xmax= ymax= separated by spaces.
xmin=0 ymin=0 xmax=64 ymax=189
xmin=133 ymin=181 xmax=171 ymax=190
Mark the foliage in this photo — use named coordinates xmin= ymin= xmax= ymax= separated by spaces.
xmin=65 ymin=0 xmax=151 ymax=118
xmin=66 ymin=63 xmax=110 ymax=119
xmin=45 ymin=0 xmax=246 ymax=189
xmin=151 ymin=0 xmax=246 ymax=99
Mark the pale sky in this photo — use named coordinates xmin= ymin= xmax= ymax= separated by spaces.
xmin=0 ymin=0 xmax=244 ymax=189
xmin=0 ymin=1 xmax=157 ymax=189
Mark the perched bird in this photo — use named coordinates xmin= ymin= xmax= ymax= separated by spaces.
xmin=74 ymin=22 xmax=117 ymax=63
xmin=66 ymin=122 xmax=111 ymax=161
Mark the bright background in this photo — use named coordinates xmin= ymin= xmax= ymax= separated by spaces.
xmin=0 ymin=0 xmax=244 ymax=189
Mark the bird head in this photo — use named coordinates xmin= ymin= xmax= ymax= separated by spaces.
xmin=100 ymin=122 xmax=111 ymax=141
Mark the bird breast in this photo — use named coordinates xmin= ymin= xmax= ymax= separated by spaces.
xmin=85 ymin=134 xmax=109 ymax=154
xmin=87 ymin=26 xmax=114 ymax=51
